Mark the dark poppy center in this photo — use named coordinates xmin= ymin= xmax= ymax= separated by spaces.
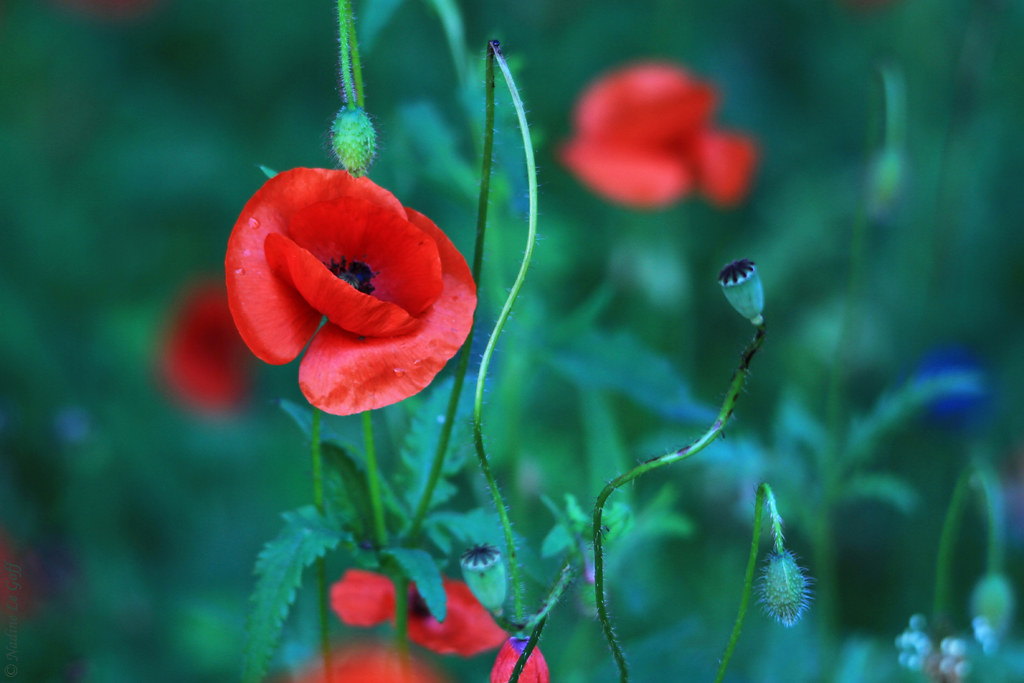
xmin=407 ymin=587 xmax=431 ymax=618
xmin=327 ymin=257 xmax=375 ymax=295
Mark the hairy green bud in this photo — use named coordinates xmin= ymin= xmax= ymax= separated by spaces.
xmin=331 ymin=107 xmax=377 ymax=177
xmin=759 ymin=550 xmax=812 ymax=627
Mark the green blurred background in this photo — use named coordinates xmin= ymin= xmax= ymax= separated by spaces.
xmin=2 ymin=0 xmax=1024 ymax=680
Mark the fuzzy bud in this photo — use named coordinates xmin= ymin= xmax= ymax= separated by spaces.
xmin=759 ymin=550 xmax=812 ymax=627
xmin=331 ymin=107 xmax=377 ymax=177
xmin=460 ymin=544 xmax=507 ymax=613
xmin=718 ymin=259 xmax=764 ymax=325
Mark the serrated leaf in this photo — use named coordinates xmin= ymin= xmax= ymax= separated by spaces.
xmin=322 ymin=442 xmax=374 ymax=542
xmin=397 ymin=377 xmax=472 ymax=514
xmin=548 ymin=330 xmax=715 ymax=423
xmin=242 ymin=506 xmax=349 ymax=683
xmin=840 ymin=473 xmax=920 ymax=514
xmin=357 ymin=0 xmax=406 ymax=52
xmin=845 ymin=369 xmax=985 ymax=467
xmin=383 ymin=548 xmax=446 ymax=622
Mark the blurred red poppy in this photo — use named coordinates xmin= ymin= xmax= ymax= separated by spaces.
xmin=490 ymin=637 xmax=549 ymax=683
xmin=559 ymin=62 xmax=758 ymax=209
xmin=161 ymin=281 xmax=250 ymax=414
xmin=288 ymin=644 xmax=449 ymax=683
xmin=331 ymin=569 xmax=506 ymax=656
xmin=225 ymin=168 xmax=476 ymax=416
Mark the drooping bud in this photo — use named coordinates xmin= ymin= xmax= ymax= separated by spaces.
xmin=758 ymin=550 xmax=812 ymax=627
xmin=970 ymin=572 xmax=1015 ymax=652
xmin=460 ymin=544 xmax=507 ymax=612
xmin=490 ymin=637 xmax=549 ymax=683
xmin=718 ymin=259 xmax=764 ymax=325
xmin=331 ymin=107 xmax=377 ymax=177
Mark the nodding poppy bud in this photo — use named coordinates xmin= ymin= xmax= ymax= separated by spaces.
xmin=460 ymin=544 xmax=507 ymax=613
xmin=759 ymin=550 xmax=812 ymax=627
xmin=718 ymin=259 xmax=764 ymax=325
xmin=970 ymin=572 xmax=1015 ymax=651
xmin=490 ymin=638 xmax=549 ymax=683
xmin=331 ymin=107 xmax=377 ymax=177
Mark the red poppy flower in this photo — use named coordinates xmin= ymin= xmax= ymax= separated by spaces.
xmin=225 ymin=168 xmax=476 ymax=416
xmin=559 ymin=62 xmax=758 ymax=209
xmin=331 ymin=569 xmax=506 ymax=656
xmin=490 ymin=637 xmax=549 ymax=683
xmin=161 ymin=280 xmax=251 ymax=414
xmin=287 ymin=644 xmax=449 ymax=683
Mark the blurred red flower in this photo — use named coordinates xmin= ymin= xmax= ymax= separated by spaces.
xmin=331 ymin=569 xmax=506 ymax=656
xmin=225 ymin=168 xmax=476 ymax=416
xmin=161 ymin=280 xmax=250 ymax=414
xmin=490 ymin=637 xmax=549 ymax=683
xmin=559 ymin=62 xmax=758 ymax=209
xmin=288 ymin=644 xmax=449 ymax=683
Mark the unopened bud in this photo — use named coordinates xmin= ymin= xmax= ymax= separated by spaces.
xmin=759 ymin=550 xmax=812 ymax=627
xmin=460 ymin=544 xmax=507 ymax=612
xmin=718 ymin=259 xmax=764 ymax=325
xmin=331 ymin=107 xmax=377 ymax=177
xmin=970 ymin=572 xmax=1014 ymax=637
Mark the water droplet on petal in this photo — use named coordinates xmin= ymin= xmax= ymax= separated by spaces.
xmin=234 ymin=268 xmax=246 ymax=275
xmin=393 ymin=368 xmax=406 ymax=377
xmin=412 ymin=359 xmax=422 ymax=366
xmin=248 ymin=217 xmax=261 ymax=230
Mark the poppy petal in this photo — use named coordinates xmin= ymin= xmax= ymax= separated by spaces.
xmin=408 ymin=578 xmax=507 ymax=656
xmin=694 ymin=130 xmax=759 ymax=207
xmin=573 ymin=62 xmax=717 ymax=144
xmin=560 ymin=138 xmax=693 ymax=208
xmin=286 ymin=197 xmax=444 ymax=315
xmin=331 ymin=569 xmax=397 ymax=626
xmin=226 ymin=168 xmax=408 ymax=364
xmin=298 ymin=209 xmax=475 ymax=416
xmin=265 ymin=233 xmax=420 ymax=337
xmin=490 ymin=639 xmax=549 ymax=683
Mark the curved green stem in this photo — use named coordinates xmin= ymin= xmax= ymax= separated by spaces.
xmin=336 ymin=0 xmax=363 ymax=107
xmin=714 ymin=483 xmax=771 ymax=683
xmin=471 ymin=40 xmax=538 ymax=622
xmin=362 ymin=411 xmax=387 ymax=547
xmin=593 ymin=323 xmax=766 ymax=682
xmin=310 ymin=408 xmax=332 ymax=677
xmin=405 ymin=45 xmax=495 ymax=542
xmin=495 ymin=559 xmax=574 ymax=634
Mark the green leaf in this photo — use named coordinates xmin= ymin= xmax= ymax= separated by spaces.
xmin=322 ymin=442 xmax=374 ymax=542
xmin=540 ymin=524 xmax=572 ymax=558
xmin=242 ymin=506 xmax=349 ymax=683
xmin=275 ymin=398 xmax=345 ymax=446
xmin=382 ymin=548 xmax=446 ymax=622
xmin=840 ymin=472 xmax=920 ymax=514
xmin=357 ymin=0 xmax=406 ymax=52
xmin=258 ymin=164 xmax=277 ymax=179
xmin=426 ymin=508 xmax=505 ymax=555
xmin=548 ymin=330 xmax=715 ymax=423
xmin=845 ymin=369 xmax=985 ymax=467
xmin=397 ymin=377 xmax=472 ymax=514
xmin=395 ymin=102 xmax=478 ymax=200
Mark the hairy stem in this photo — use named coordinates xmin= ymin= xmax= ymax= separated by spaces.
xmin=310 ymin=408 xmax=332 ymax=678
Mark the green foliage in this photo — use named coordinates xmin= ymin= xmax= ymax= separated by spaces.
xmin=383 ymin=548 xmax=447 ymax=622
xmin=242 ymin=506 xmax=350 ymax=683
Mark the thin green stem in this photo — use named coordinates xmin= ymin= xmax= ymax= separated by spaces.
xmin=509 ymin=617 xmax=547 ymax=683
xmin=362 ymin=411 xmax=387 ymax=547
xmin=495 ymin=559 xmax=574 ymax=634
xmin=593 ymin=323 xmax=766 ymax=683
xmin=974 ymin=466 xmax=1005 ymax=573
xmin=933 ymin=466 xmax=973 ymax=620
xmin=344 ymin=4 xmax=364 ymax=107
xmin=715 ymin=483 xmax=770 ymax=683
xmin=392 ymin=574 xmax=410 ymax=658
xmin=471 ymin=40 xmax=538 ymax=623
xmin=310 ymin=408 xmax=332 ymax=678
xmin=336 ymin=0 xmax=359 ymax=108
xmin=405 ymin=46 xmax=495 ymax=542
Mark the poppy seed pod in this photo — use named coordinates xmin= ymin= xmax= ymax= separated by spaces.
xmin=718 ymin=258 xmax=764 ymax=324
xmin=460 ymin=544 xmax=507 ymax=612
xmin=331 ymin=107 xmax=377 ymax=177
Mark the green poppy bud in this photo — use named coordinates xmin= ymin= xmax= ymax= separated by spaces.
xmin=759 ymin=550 xmax=812 ymax=627
xmin=718 ymin=259 xmax=764 ymax=325
xmin=331 ymin=107 xmax=377 ymax=177
xmin=460 ymin=544 xmax=507 ymax=613
xmin=970 ymin=572 xmax=1015 ymax=651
